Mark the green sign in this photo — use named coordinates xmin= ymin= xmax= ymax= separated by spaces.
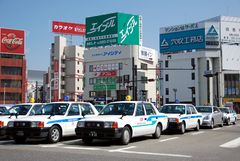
xmin=86 ymin=12 xmax=140 ymax=48
xmin=96 ymin=77 xmax=116 ymax=84
xmin=93 ymin=84 xmax=116 ymax=91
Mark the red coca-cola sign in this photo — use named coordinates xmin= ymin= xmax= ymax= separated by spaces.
xmin=0 ymin=28 xmax=25 ymax=54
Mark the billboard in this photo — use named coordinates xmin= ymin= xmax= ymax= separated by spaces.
xmin=52 ymin=21 xmax=85 ymax=36
xmin=139 ymin=46 xmax=155 ymax=62
xmin=0 ymin=28 xmax=25 ymax=54
xmin=160 ymin=28 xmax=205 ymax=53
xmin=85 ymin=12 xmax=141 ymax=48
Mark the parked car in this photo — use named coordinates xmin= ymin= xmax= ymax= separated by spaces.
xmin=196 ymin=106 xmax=223 ymax=128
xmin=75 ymin=101 xmax=168 ymax=145
xmin=0 ymin=103 xmax=43 ymax=138
xmin=161 ymin=104 xmax=202 ymax=134
xmin=7 ymin=102 xmax=98 ymax=144
xmin=219 ymin=107 xmax=237 ymax=125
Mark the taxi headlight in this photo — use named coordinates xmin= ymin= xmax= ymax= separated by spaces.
xmin=104 ymin=122 xmax=118 ymax=128
xmin=7 ymin=121 xmax=14 ymax=127
xmin=77 ymin=121 xmax=85 ymax=128
xmin=203 ymin=115 xmax=210 ymax=120
xmin=31 ymin=121 xmax=44 ymax=128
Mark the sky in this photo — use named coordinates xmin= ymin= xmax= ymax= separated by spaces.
xmin=1 ymin=0 xmax=240 ymax=71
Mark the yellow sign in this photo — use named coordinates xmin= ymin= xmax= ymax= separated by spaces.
xmin=223 ymin=97 xmax=240 ymax=103
xmin=125 ymin=95 xmax=132 ymax=101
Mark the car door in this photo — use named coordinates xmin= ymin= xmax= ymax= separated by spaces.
xmin=132 ymin=102 xmax=148 ymax=136
xmin=65 ymin=103 xmax=81 ymax=136
xmin=213 ymin=107 xmax=221 ymax=125
xmin=189 ymin=105 xmax=198 ymax=128
xmin=143 ymin=103 xmax=158 ymax=134
xmin=185 ymin=105 xmax=193 ymax=128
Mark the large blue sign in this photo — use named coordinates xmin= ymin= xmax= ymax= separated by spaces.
xmin=160 ymin=29 xmax=205 ymax=53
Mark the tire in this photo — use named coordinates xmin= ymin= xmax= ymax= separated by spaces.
xmin=152 ymin=124 xmax=162 ymax=139
xmin=82 ymin=137 xmax=93 ymax=144
xmin=120 ymin=126 xmax=131 ymax=145
xmin=194 ymin=122 xmax=200 ymax=131
xmin=14 ymin=137 xmax=26 ymax=144
xmin=179 ymin=122 xmax=185 ymax=134
xmin=219 ymin=119 xmax=224 ymax=127
xmin=210 ymin=120 xmax=214 ymax=129
xmin=233 ymin=118 xmax=237 ymax=125
xmin=226 ymin=118 xmax=230 ymax=126
xmin=48 ymin=126 xmax=61 ymax=143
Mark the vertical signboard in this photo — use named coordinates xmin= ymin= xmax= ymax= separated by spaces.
xmin=0 ymin=28 xmax=25 ymax=54
xmin=53 ymin=59 xmax=59 ymax=101
xmin=85 ymin=12 xmax=140 ymax=48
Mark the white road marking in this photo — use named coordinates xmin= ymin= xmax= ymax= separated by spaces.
xmin=191 ymin=131 xmax=205 ymax=135
xmin=116 ymin=150 xmax=192 ymax=158
xmin=40 ymin=143 xmax=63 ymax=148
xmin=63 ymin=146 xmax=104 ymax=151
xmin=212 ymin=128 xmax=221 ymax=131
xmin=225 ymin=125 xmax=232 ymax=128
xmin=220 ymin=137 xmax=240 ymax=148
xmin=159 ymin=137 xmax=179 ymax=142
xmin=109 ymin=146 xmax=136 ymax=152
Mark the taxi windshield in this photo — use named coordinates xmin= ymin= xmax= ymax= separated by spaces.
xmin=196 ymin=106 xmax=212 ymax=113
xmin=161 ymin=105 xmax=185 ymax=114
xmin=35 ymin=103 xmax=69 ymax=115
xmin=99 ymin=103 xmax=135 ymax=115
xmin=8 ymin=105 xmax=32 ymax=115
xmin=0 ymin=107 xmax=10 ymax=115
xmin=219 ymin=108 xmax=229 ymax=113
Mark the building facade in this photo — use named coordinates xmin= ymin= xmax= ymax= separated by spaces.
xmin=83 ymin=45 xmax=158 ymax=103
xmin=0 ymin=28 xmax=26 ymax=104
xmin=49 ymin=36 xmax=84 ymax=102
xmin=160 ymin=16 xmax=240 ymax=113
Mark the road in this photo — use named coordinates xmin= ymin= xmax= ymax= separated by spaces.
xmin=0 ymin=122 xmax=240 ymax=161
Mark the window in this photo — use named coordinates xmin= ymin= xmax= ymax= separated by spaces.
xmin=165 ymin=98 xmax=169 ymax=103
xmin=116 ymin=76 xmax=123 ymax=83
xmin=136 ymin=103 xmax=145 ymax=116
xmin=191 ymin=58 xmax=195 ymax=69
xmin=77 ymin=87 xmax=79 ymax=90
xmin=68 ymin=104 xmax=80 ymax=116
xmin=189 ymin=106 xmax=197 ymax=114
xmin=80 ymin=103 xmax=94 ymax=115
xmin=192 ymin=73 xmax=195 ymax=80
xmin=78 ymin=61 xmax=80 ymax=65
xmin=165 ymin=88 xmax=169 ymax=95
xmin=89 ymin=78 xmax=94 ymax=85
xmin=226 ymin=27 xmax=229 ymax=31
xmin=186 ymin=106 xmax=191 ymax=115
xmin=165 ymin=60 xmax=169 ymax=68
xmin=233 ymin=28 xmax=236 ymax=32
xmin=141 ymin=63 xmax=148 ymax=70
xmin=123 ymin=75 xmax=129 ymax=83
xmin=141 ymin=76 xmax=148 ymax=83
xmin=119 ymin=63 xmax=123 ymax=70
xmin=213 ymin=107 xmax=220 ymax=112
xmin=89 ymin=91 xmax=96 ymax=97
xmin=77 ymin=70 xmax=79 ymax=73
xmin=89 ymin=65 xmax=93 ymax=72
xmin=165 ymin=74 xmax=169 ymax=81
xmin=144 ymin=103 xmax=156 ymax=115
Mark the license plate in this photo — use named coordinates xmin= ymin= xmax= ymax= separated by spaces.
xmin=89 ymin=131 xmax=97 ymax=137
xmin=16 ymin=131 xmax=24 ymax=136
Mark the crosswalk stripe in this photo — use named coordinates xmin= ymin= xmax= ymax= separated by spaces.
xmin=220 ymin=137 xmax=240 ymax=148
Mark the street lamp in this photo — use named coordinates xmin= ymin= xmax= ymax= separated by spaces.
xmin=172 ymin=88 xmax=177 ymax=103
xmin=100 ymin=82 xmax=107 ymax=104
xmin=49 ymin=78 xmax=58 ymax=103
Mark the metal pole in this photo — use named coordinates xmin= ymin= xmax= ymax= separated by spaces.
xmin=3 ymin=83 xmax=6 ymax=104
xmin=105 ymin=84 xmax=107 ymax=104
xmin=49 ymin=80 xmax=52 ymax=103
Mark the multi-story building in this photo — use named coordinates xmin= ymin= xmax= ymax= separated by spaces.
xmin=160 ymin=16 xmax=240 ymax=113
xmin=83 ymin=45 xmax=158 ymax=103
xmin=0 ymin=28 xmax=26 ymax=104
xmin=49 ymin=36 xmax=84 ymax=102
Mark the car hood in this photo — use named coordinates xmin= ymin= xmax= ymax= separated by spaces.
xmin=201 ymin=113 xmax=212 ymax=117
xmin=12 ymin=115 xmax=68 ymax=122
xmin=82 ymin=115 xmax=124 ymax=122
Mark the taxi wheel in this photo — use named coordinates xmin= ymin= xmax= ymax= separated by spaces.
xmin=14 ymin=137 xmax=26 ymax=144
xmin=180 ymin=123 xmax=185 ymax=134
xmin=233 ymin=118 xmax=237 ymax=125
xmin=210 ymin=120 xmax=214 ymax=129
xmin=48 ymin=126 xmax=61 ymax=143
xmin=226 ymin=119 xmax=230 ymax=126
xmin=194 ymin=122 xmax=200 ymax=131
xmin=219 ymin=120 xmax=224 ymax=127
xmin=82 ymin=137 xmax=93 ymax=144
xmin=120 ymin=126 xmax=131 ymax=145
xmin=153 ymin=124 xmax=162 ymax=139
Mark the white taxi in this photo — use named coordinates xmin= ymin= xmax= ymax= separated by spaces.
xmin=7 ymin=102 xmax=98 ymax=143
xmin=75 ymin=101 xmax=168 ymax=145
xmin=161 ymin=104 xmax=203 ymax=134
xmin=0 ymin=103 xmax=43 ymax=138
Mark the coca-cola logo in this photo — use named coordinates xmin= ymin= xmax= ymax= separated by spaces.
xmin=1 ymin=33 xmax=23 ymax=50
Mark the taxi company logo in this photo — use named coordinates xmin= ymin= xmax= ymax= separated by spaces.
xmin=119 ymin=16 xmax=138 ymax=43
xmin=87 ymin=16 xmax=116 ymax=34
xmin=1 ymin=33 xmax=23 ymax=50
xmin=207 ymin=25 xmax=218 ymax=36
